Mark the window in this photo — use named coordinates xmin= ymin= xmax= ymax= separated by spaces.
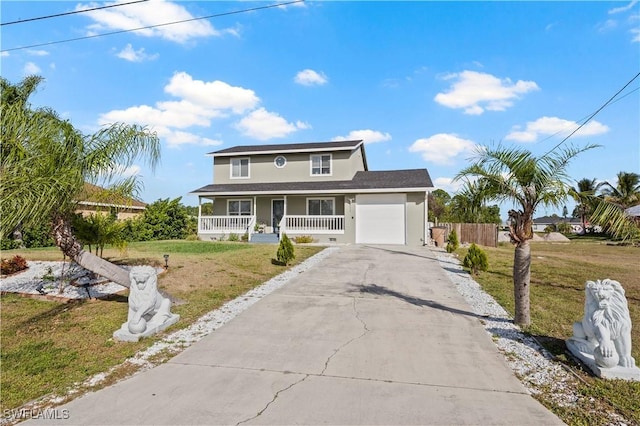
xmin=307 ymin=198 xmax=334 ymax=215
xmin=228 ymin=200 xmax=252 ymax=216
xmin=310 ymin=154 xmax=331 ymax=176
xmin=231 ymin=158 xmax=250 ymax=179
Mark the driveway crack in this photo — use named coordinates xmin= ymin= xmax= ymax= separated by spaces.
xmin=235 ymin=374 xmax=310 ymax=426
xmin=320 ymin=297 xmax=370 ymax=375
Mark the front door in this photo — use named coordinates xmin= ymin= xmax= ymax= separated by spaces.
xmin=272 ymin=199 xmax=285 ymax=233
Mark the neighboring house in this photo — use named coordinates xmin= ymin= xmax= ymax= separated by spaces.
xmin=532 ymin=215 xmax=584 ymax=233
xmin=191 ymin=140 xmax=434 ymax=245
xmin=76 ymin=183 xmax=146 ymax=220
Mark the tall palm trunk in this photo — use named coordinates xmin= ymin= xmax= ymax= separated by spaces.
xmin=508 ymin=208 xmax=533 ymax=326
xmin=513 ymin=240 xmax=531 ymax=326
xmin=52 ymin=215 xmax=130 ymax=288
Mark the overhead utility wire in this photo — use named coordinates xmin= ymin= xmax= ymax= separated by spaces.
xmin=542 ymin=71 xmax=640 ymax=157
xmin=1 ymin=0 xmax=149 ymax=26
xmin=1 ymin=0 xmax=304 ymax=53
xmin=535 ymin=85 xmax=640 ymax=147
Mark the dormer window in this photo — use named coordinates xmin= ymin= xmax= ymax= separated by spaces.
xmin=310 ymin=154 xmax=331 ymax=176
xmin=231 ymin=157 xmax=250 ymax=179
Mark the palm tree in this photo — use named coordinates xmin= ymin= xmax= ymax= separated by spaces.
xmin=456 ymin=143 xmax=598 ymax=326
xmin=599 ymin=171 xmax=640 ymax=208
xmin=1 ymin=76 xmax=160 ymax=288
xmin=569 ymin=178 xmax=601 ymax=233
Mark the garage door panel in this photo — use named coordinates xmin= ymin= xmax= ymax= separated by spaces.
xmin=356 ymin=194 xmax=406 ymax=244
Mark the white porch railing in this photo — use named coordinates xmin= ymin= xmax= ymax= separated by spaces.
xmin=199 ymin=215 xmax=255 ymax=234
xmin=282 ymin=215 xmax=345 ymax=234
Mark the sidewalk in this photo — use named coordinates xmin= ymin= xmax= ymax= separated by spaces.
xmin=28 ymin=245 xmax=563 ymax=425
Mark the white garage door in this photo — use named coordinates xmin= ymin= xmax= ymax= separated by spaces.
xmin=355 ymin=194 xmax=406 ymax=244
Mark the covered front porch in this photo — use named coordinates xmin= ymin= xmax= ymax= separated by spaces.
xmin=196 ymin=194 xmax=348 ymax=243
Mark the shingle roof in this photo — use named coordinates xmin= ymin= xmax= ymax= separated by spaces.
xmin=533 ymin=215 xmax=581 ymax=224
xmin=625 ymin=204 xmax=640 ymax=217
xmin=191 ymin=169 xmax=433 ymax=195
xmin=77 ymin=183 xmax=147 ymax=209
xmin=208 ymin=140 xmax=363 ymax=156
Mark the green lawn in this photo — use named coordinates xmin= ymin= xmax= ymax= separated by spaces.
xmin=1 ymin=241 xmax=323 ymax=411
xmin=457 ymin=239 xmax=640 ymax=425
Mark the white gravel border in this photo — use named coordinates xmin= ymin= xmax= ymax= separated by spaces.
xmin=435 ymin=250 xmax=595 ymax=414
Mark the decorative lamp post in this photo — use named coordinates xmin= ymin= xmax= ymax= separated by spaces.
xmin=163 ymin=254 xmax=169 ymax=269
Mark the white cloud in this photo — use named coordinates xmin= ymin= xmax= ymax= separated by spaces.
xmin=235 ymin=108 xmax=309 ymax=140
xmin=116 ymin=44 xmax=159 ymax=62
xmin=609 ymin=0 xmax=638 ymax=14
xmin=99 ymin=72 xmax=259 ymax=147
xmin=294 ymin=69 xmax=328 ymax=86
xmin=632 ymin=28 xmax=640 ymax=42
xmin=408 ymin=133 xmax=476 ymax=165
xmin=165 ymin=72 xmax=259 ymax=114
xmin=434 ymin=70 xmax=539 ymax=115
xmin=505 ymin=116 xmax=610 ymax=143
xmin=333 ymin=129 xmax=392 ymax=144
xmin=76 ymin=0 xmax=235 ymax=44
xmin=23 ymin=62 xmax=41 ymax=74
xmin=433 ymin=177 xmax=463 ymax=194
xmin=27 ymin=49 xmax=49 ymax=56
xmin=596 ymin=19 xmax=618 ymax=33
xmin=1 ymin=52 xmax=9 ymax=57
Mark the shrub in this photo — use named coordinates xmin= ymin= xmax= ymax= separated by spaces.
xmin=463 ymin=243 xmax=488 ymax=275
xmin=543 ymin=224 xmax=555 ymax=234
xmin=276 ymin=234 xmax=295 ymax=265
xmin=1 ymin=255 xmax=28 ymax=275
xmin=228 ymin=233 xmax=239 ymax=242
xmin=293 ymin=235 xmax=314 ymax=244
xmin=446 ymin=229 xmax=459 ymax=253
xmin=241 ymin=232 xmax=249 ymax=242
xmin=1 ymin=238 xmax=21 ymax=250
xmin=185 ymin=234 xmax=200 ymax=241
xmin=556 ymin=222 xmax=572 ymax=235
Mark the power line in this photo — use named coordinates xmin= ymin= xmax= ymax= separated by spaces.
xmin=1 ymin=0 xmax=149 ymax=26
xmin=1 ymin=0 xmax=304 ymax=53
xmin=542 ymin=71 xmax=640 ymax=157
xmin=535 ymin=85 xmax=640 ymax=147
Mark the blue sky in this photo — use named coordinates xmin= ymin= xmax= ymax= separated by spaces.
xmin=2 ymin=1 xmax=639 ymax=218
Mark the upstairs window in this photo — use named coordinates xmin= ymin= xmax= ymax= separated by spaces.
xmin=310 ymin=154 xmax=331 ymax=176
xmin=231 ymin=158 xmax=250 ymax=179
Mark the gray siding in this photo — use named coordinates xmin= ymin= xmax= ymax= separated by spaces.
xmin=213 ymin=148 xmax=365 ymax=184
xmin=406 ymin=192 xmax=427 ymax=246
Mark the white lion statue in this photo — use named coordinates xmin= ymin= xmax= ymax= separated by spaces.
xmin=114 ymin=265 xmax=179 ymax=342
xmin=571 ymin=279 xmax=635 ymax=369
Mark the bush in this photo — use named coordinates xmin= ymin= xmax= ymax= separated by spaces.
xmin=276 ymin=234 xmax=295 ymax=265
xmin=1 ymin=238 xmax=21 ymax=250
xmin=556 ymin=222 xmax=572 ymax=235
xmin=463 ymin=243 xmax=488 ymax=275
xmin=446 ymin=229 xmax=459 ymax=253
xmin=228 ymin=233 xmax=239 ymax=242
xmin=293 ymin=235 xmax=314 ymax=244
xmin=185 ymin=234 xmax=200 ymax=241
xmin=1 ymin=255 xmax=28 ymax=275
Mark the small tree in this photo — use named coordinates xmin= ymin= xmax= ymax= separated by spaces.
xmin=276 ymin=234 xmax=295 ymax=265
xmin=446 ymin=229 xmax=459 ymax=253
xmin=463 ymin=243 xmax=488 ymax=275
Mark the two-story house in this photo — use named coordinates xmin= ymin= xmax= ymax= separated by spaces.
xmin=190 ymin=140 xmax=433 ymax=245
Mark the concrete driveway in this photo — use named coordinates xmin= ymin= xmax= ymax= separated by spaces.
xmin=28 ymin=245 xmax=562 ymax=425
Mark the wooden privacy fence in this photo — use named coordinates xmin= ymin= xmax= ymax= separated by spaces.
xmin=435 ymin=223 xmax=498 ymax=248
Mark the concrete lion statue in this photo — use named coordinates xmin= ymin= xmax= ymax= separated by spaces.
xmin=113 ymin=265 xmax=179 ymax=342
xmin=571 ymin=279 xmax=635 ymax=369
